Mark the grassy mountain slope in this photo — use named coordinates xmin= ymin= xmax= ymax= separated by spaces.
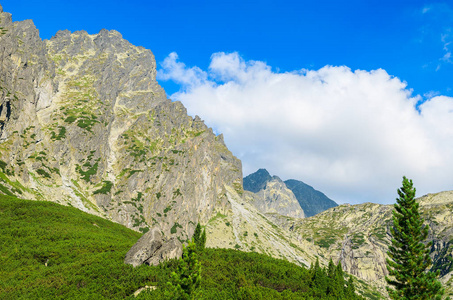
xmin=0 ymin=195 xmax=377 ymax=299
xmin=0 ymin=194 xmax=155 ymax=299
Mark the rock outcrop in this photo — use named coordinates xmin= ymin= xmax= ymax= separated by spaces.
xmin=243 ymin=168 xmax=272 ymax=193
xmin=0 ymin=7 xmax=242 ymax=241
xmin=244 ymin=169 xmax=337 ymax=218
xmin=250 ymin=176 xmax=305 ymax=219
xmin=125 ymin=227 xmax=182 ymax=267
xmin=291 ymin=191 xmax=453 ymax=296
xmin=284 ymin=179 xmax=337 ymax=217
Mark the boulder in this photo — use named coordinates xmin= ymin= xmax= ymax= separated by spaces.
xmin=145 ymin=237 xmax=183 ymax=266
xmin=124 ymin=227 xmax=163 ymax=267
xmin=124 ymin=227 xmax=183 ymax=267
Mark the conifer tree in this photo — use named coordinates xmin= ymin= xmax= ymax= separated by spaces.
xmin=310 ymin=258 xmax=327 ymax=295
xmin=193 ymin=223 xmax=202 ymax=246
xmin=200 ymin=228 xmax=206 ymax=251
xmin=386 ymin=176 xmax=444 ymax=299
xmin=166 ymin=239 xmax=201 ymax=300
xmin=346 ymin=276 xmax=356 ymax=298
xmin=327 ymin=259 xmax=336 ymax=279
xmin=193 ymin=223 xmax=206 ymax=253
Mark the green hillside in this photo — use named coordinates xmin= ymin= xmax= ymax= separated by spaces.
xmin=0 ymin=195 xmax=372 ymax=299
xmin=0 ymin=195 xmax=155 ymax=299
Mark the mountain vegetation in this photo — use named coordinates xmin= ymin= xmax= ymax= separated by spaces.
xmin=0 ymin=195 xmax=368 ymax=299
xmin=386 ymin=177 xmax=444 ymax=299
xmin=1 ymin=5 xmax=453 ymax=299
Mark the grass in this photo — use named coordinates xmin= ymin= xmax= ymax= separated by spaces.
xmin=171 ymin=222 xmax=182 ymax=234
xmin=0 ymin=195 xmax=372 ymax=300
xmin=0 ymin=195 xmax=156 ymax=299
xmin=50 ymin=126 xmax=66 ymax=140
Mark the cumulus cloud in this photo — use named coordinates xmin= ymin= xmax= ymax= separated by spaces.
xmin=157 ymin=52 xmax=453 ymax=204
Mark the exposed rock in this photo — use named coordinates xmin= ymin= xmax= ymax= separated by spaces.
xmin=124 ymin=227 xmax=163 ymax=267
xmin=284 ymin=179 xmax=337 ymax=217
xmin=0 ymin=7 xmax=242 ymax=241
xmin=133 ymin=286 xmax=157 ymax=297
xmin=243 ymin=168 xmax=272 ymax=193
xmin=244 ymin=169 xmax=337 ymax=218
xmin=290 ymin=191 xmax=453 ymax=296
xmin=144 ymin=237 xmax=183 ymax=266
xmin=125 ymin=227 xmax=183 ymax=267
xmin=250 ymin=176 xmax=305 ymax=219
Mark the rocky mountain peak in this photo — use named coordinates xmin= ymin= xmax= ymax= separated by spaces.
xmin=243 ymin=168 xmax=272 ymax=193
xmin=284 ymin=179 xmax=337 ymax=217
xmin=0 ymin=10 xmax=242 ymax=241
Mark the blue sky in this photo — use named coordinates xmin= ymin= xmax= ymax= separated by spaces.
xmin=3 ymin=1 xmax=453 ymax=204
xmin=4 ymin=0 xmax=452 ymax=97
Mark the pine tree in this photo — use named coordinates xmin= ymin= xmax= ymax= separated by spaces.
xmin=346 ymin=276 xmax=356 ymax=298
xmin=200 ymin=228 xmax=206 ymax=251
xmin=166 ymin=239 xmax=201 ymax=300
xmin=386 ymin=176 xmax=444 ymax=299
xmin=193 ymin=223 xmax=202 ymax=246
xmin=310 ymin=258 xmax=327 ymax=295
xmin=193 ymin=223 xmax=206 ymax=253
xmin=327 ymin=259 xmax=336 ymax=279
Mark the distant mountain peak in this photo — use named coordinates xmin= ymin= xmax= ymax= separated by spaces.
xmin=244 ymin=169 xmax=337 ymax=218
xmin=243 ymin=169 xmax=272 ymax=193
xmin=284 ymin=179 xmax=337 ymax=217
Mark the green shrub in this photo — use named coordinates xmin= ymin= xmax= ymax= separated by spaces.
xmin=93 ymin=181 xmax=113 ymax=195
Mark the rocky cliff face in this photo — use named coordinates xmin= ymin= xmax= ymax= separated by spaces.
xmin=3 ymin=6 xmax=453 ymax=298
xmin=290 ymin=191 xmax=453 ymax=297
xmin=249 ymin=176 xmax=305 ymax=219
xmin=243 ymin=168 xmax=272 ymax=193
xmin=244 ymin=168 xmax=337 ymax=218
xmin=284 ymin=179 xmax=338 ymax=217
xmin=0 ymin=5 xmax=242 ymax=240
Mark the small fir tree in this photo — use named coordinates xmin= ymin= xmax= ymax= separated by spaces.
xmin=193 ymin=223 xmax=202 ymax=246
xmin=193 ymin=222 xmax=206 ymax=253
xmin=200 ymin=228 xmax=206 ymax=250
xmin=386 ymin=176 xmax=444 ymax=299
xmin=166 ymin=239 xmax=201 ymax=300
xmin=346 ymin=276 xmax=356 ymax=298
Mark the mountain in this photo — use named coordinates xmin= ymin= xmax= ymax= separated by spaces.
xmin=251 ymin=176 xmax=305 ymax=219
xmin=244 ymin=169 xmax=337 ymax=217
xmin=0 ymin=5 xmax=319 ymax=276
xmin=243 ymin=168 xmax=272 ymax=193
xmin=288 ymin=191 xmax=453 ymax=296
xmin=285 ymin=179 xmax=338 ymax=217
xmin=0 ymin=4 xmax=242 ymax=241
xmin=2 ymin=6 xmax=453 ymax=298
xmin=0 ymin=194 xmax=371 ymax=299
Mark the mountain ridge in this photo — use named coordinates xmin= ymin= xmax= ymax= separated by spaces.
xmin=244 ymin=169 xmax=337 ymax=217
xmin=0 ymin=7 xmax=242 ymax=241
xmin=2 ymin=6 xmax=453 ymax=298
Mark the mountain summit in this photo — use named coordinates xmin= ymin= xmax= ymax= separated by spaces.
xmin=244 ymin=169 xmax=337 ymax=217
xmin=0 ymin=8 xmax=242 ymax=240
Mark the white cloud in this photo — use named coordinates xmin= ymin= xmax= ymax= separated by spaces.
xmin=158 ymin=52 xmax=453 ymax=205
xmin=421 ymin=4 xmax=453 ymax=69
xmin=157 ymin=52 xmax=208 ymax=86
